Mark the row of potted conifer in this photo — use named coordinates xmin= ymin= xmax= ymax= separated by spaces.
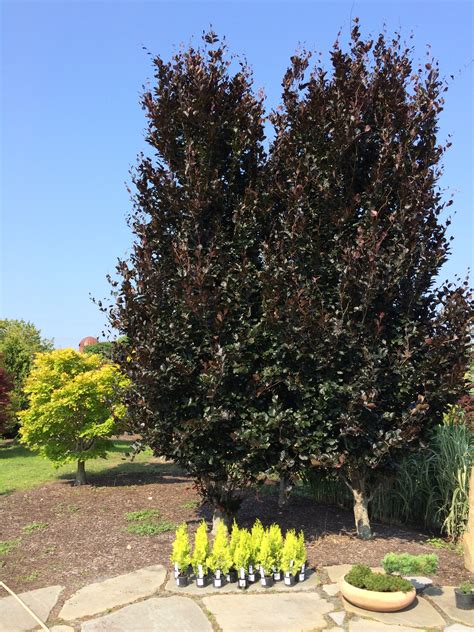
xmin=171 ymin=519 xmax=307 ymax=589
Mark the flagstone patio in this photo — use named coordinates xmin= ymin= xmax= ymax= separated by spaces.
xmin=0 ymin=564 xmax=472 ymax=631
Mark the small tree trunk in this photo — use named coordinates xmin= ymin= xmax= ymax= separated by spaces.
xmin=75 ymin=460 xmax=87 ymax=486
xmin=278 ymin=476 xmax=290 ymax=509
xmin=348 ymin=473 xmax=372 ymax=540
xmin=212 ymin=505 xmax=234 ymax=534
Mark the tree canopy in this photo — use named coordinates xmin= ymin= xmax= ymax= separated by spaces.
xmin=19 ymin=348 xmax=129 ymax=485
xmin=107 ymin=25 xmax=472 ymax=537
xmin=0 ymin=319 xmax=53 ymax=435
xmin=107 ymin=32 xmax=268 ymax=527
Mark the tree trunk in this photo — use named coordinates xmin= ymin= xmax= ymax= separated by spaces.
xmin=212 ymin=505 xmax=234 ymax=535
xmin=278 ymin=476 xmax=290 ymax=509
xmin=75 ymin=460 xmax=87 ymax=486
xmin=348 ymin=473 xmax=372 ymax=540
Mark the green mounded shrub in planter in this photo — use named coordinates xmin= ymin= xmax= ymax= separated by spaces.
xmin=381 ymin=553 xmax=439 ymax=576
xmin=192 ymin=520 xmax=209 ymax=587
xmin=208 ymin=521 xmax=232 ymax=588
xmin=455 ymin=581 xmax=474 ymax=610
xmin=171 ymin=523 xmax=192 ymax=586
xmin=346 ymin=565 xmax=414 ymax=593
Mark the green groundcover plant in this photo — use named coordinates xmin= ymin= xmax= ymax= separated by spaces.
xmin=382 ymin=553 xmax=439 ymax=576
xmin=345 ymin=565 xmax=414 ymax=593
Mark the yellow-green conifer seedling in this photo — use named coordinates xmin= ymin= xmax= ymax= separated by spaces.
xmin=234 ymin=528 xmax=251 ymax=580
xmin=259 ymin=530 xmax=276 ymax=576
xmin=295 ymin=530 xmax=307 ymax=579
xmin=268 ymin=523 xmax=283 ymax=573
xmin=192 ymin=520 xmax=209 ymax=579
xmin=171 ymin=523 xmax=191 ymax=575
xmin=250 ymin=519 xmax=264 ymax=570
xmin=208 ymin=521 xmax=233 ymax=576
xmin=281 ymin=529 xmax=299 ymax=574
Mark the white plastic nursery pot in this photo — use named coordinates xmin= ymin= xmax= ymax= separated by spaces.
xmin=341 ymin=578 xmax=416 ymax=612
xmin=213 ymin=576 xmax=223 ymax=588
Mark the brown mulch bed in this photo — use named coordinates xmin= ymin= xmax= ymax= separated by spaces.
xmin=1 ymin=467 xmax=472 ymax=598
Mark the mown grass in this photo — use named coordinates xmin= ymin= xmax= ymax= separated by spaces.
xmin=0 ymin=439 xmax=157 ymax=494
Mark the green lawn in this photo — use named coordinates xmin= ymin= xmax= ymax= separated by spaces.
xmin=0 ymin=439 xmax=157 ymax=494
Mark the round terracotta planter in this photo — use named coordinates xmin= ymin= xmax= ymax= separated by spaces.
xmin=341 ymin=579 xmax=416 ymax=612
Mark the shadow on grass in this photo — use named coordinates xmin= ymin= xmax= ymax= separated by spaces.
xmin=0 ymin=443 xmax=33 ymax=460
xmin=58 ymin=460 xmax=189 ymax=488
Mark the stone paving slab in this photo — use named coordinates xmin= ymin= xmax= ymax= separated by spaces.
xmin=0 ymin=585 xmax=63 ymax=632
xmin=59 ymin=565 xmax=166 ymax=621
xmin=329 ymin=611 xmax=345 ymax=625
xmin=80 ymin=596 xmax=212 ymax=632
xmin=50 ymin=627 xmax=75 ymax=632
xmin=343 ymin=595 xmax=446 ymax=629
xmin=323 ymin=583 xmax=341 ymax=596
xmin=165 ymin=569 xmax=321 ymax=595
xmin=324 ymin=564 xmax=353 ymax=583
xmin=203 ymin=592 xmax=333 ymax=631
xmin=348 ymin=618 xmax=426 ymax=632
xmin=444 ymin=625 xmax=474 ymax=632
xmin=424 ymin=586 xmax=474 ymax=627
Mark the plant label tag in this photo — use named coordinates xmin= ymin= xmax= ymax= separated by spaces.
xmin=198 ymin=564 xmax=203 ymax=578
xmin=214 ymin=577 xmax=223 ymax=588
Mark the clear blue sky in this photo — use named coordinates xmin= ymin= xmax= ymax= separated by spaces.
xmin=1 ymin=1 xmax=473 ymax=348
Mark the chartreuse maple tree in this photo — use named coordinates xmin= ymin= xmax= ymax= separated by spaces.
xmin=19 ymin=348 xmax=129 ymax=485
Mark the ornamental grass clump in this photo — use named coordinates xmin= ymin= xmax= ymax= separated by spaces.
xmin=171 ymin=523 xmax=191 ymax=585
xmin=192 ymin=520 xmax=209 ymax=587
xmin=381 ymin=553 xmax=439 ymax=576
xmin=207 ymin=521 xmax=233 ymax=587
xmin=346 ymin=565 xmax=413 ymax=593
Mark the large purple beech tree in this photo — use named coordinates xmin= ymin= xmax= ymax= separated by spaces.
xmin=108 ymin=23 xmax=472 ymax=539
xmin=260 ymin=22 xmax=472 ymax=538
xmin=107 ymin=33 xmax=268 ymax=529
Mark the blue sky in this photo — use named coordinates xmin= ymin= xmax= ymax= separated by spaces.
xmin=1 ymin=0 xmax=473 ymax=348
